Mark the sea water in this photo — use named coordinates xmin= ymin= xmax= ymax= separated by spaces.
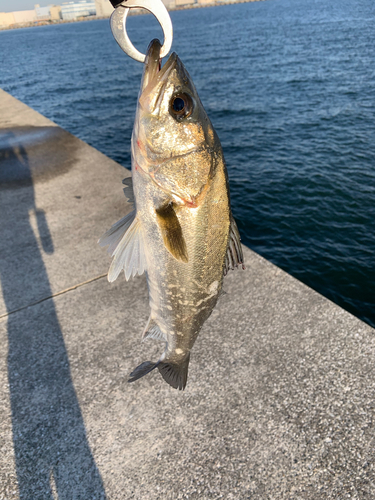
xmin=1 ymin=0 xmax=374 ymax=326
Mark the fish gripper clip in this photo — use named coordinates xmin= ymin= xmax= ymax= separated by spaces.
xmin=109 ymin=0 xmax=173 ymax=62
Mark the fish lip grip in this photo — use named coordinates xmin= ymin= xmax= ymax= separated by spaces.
xmin=110 ymin=0 xmax=173 ymax=62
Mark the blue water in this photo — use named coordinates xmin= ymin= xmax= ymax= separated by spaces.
xmin=1 ymin=0 xmax=374 ymax=327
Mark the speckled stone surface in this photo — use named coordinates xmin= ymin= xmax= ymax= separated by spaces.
xmin=0 ymin=90 xmax=374 ymax=499
xmin=0 ymin=88 xmax=130 ymax=317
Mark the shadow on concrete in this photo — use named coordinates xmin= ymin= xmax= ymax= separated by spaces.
xmin=0 ymin=126 xmax=77 ymax=188
xmin=0 ymin=130 xmax=107 ymax=499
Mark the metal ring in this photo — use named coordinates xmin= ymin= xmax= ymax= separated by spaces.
xmin=110 ymin=0 xmax=173 ymax=63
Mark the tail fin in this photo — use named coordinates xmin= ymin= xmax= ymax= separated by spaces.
xmin=158 ymin=353 xmax=190 ymax=391
xmin=128 ymin=361 xmax=159 ymax=383
xmin=127 ymin=354 xmax=191 ymax=390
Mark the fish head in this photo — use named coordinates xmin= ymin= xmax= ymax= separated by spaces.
xmin=133 ymin=39 xmax=219 ymax=205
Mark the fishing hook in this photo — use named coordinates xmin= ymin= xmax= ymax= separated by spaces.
xmin=109 ymin=0 xmax=173 ymax=62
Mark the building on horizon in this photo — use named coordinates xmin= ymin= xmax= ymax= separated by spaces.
xmin=0 ymin=12 xmax=15 ymax=28
xmin=35 ymin=5 xmax=51 ymax=20
xmin=94 ymin=0 xmax=176 ymax=18
xmin=34 ymin=4 xmax=62 ymax=22
xmin=162 ymin=0 xmax=177 ymax=8
xmin=61 ymin=1 xmax=96 ymax=20
xmin=0 ymin=5 xmax=63 ymax=28
xmin=12 ymin=10 xmax=36 ymax=24
xmin=95 ymin=0 xmax=113 ymax=17
xmin=49 ymin=5 xmax=63 ymax=20
xmin=175 ymin=0 xmax=196 ymax=5
xmin=0 ymin=0 xmax=217 ymax=29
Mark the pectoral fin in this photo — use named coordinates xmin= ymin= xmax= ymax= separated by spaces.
xmin=156 ymin=203 xmax=188 ymax=263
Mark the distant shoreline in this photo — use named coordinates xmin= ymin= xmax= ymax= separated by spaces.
xmin=0 ymin=0 xmax=264 ymax=31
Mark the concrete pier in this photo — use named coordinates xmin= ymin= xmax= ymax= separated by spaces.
xmin=0 ymin=88 xmax=374 ymax=499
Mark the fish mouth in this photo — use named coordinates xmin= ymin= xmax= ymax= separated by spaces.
xmin=141 ymin=39 xmax=178 ymax=94
xmin=141 ymin=39 xmax=162 ymax=92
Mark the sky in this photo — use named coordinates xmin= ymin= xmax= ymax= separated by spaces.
xmin=0 ymin=1 xmax=64 ymax=12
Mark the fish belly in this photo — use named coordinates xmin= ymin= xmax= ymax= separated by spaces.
xmin=133 ymin=158 xmax=231 ymax=354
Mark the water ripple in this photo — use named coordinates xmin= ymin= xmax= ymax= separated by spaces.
xmin=1 ymin=0 xmax=374 ymax=326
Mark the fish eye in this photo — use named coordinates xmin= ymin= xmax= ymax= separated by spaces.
xmin=170 ymin=93 xmax=193 ymax=120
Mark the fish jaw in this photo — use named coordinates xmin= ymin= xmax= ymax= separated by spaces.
xmin=139 ymin=38 xmax=162 ymax=93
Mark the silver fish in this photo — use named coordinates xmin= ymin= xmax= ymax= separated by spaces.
xmin=100 ymin=40 xmax=243 ymax=390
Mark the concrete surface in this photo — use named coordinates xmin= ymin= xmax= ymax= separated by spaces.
xmin=0 ymin=89 xmax=130 ymax=317
xmin=0 ymin=89 xmax=374 ymax=499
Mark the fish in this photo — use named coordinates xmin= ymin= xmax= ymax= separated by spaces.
xmin=99 ymin=39 xmax=244 ymax=390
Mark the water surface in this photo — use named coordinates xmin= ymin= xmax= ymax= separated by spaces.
xmin=1 ymin=0 xmax=374 ymax=326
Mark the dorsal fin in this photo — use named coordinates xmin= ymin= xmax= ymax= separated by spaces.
xmin=224 ymin=215 xmax=245 ymax=275
xmin=122 ymin=176 xmax=135 ymax=205
xmin=99 ymin=210 xmax=135 ymax=255
xmin=142 ymin=316 xmax=166 ymax=342
xmin=99 ymin=210 xmax=147 ymax=282
xmin=155 ymin=202 xmax=188 ymax=263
